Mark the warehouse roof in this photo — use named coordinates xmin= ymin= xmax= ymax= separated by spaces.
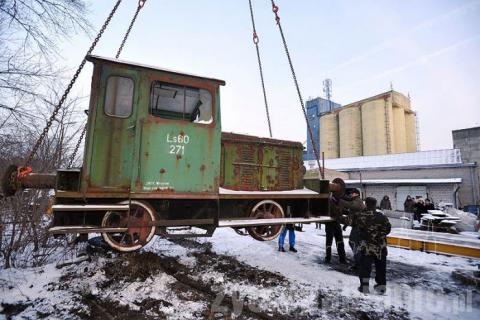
xmin=304 ymin=149 xmax=463 ymax=171
xmin=345 ymin=178 xmax=462 ymax=185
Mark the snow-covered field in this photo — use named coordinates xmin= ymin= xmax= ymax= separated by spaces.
xmin=1 ymin=225 xmax=479 ymax=319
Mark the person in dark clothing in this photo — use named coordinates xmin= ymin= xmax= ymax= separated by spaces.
xmin=340 ymin=189 xmax=365 ymax=268
xmin=414 ymin=199 xmax=427 ymax=222
xmin=379 ymin=195 xmax=392 ymax=210
xmin=278 ymin=224 xmax=296 ymax=252
xmin=424 ymin=198 xmax=435 ymax=211
xmin=325 ymin=196 xmax=348 ymax=264
xmin=404 ymin=195 xmax=415 ymax=213
xmin=352 ymin=197 xmax=391 ymax=294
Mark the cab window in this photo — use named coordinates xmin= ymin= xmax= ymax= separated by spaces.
xmin=104 ymin=76 xmax=134 ymax=118
xmin=150 ymin=81 xmax=213 ymax=124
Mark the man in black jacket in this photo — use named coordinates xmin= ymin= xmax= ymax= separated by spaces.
xmin=424 ymin=198 xmax=435 ymax=211
xmin=414 ymin=199 xmax=427 ymax=222
xmin=404 ymin=195 xmax=415 ymax=213
xmin=325 ymin=196 xmax=347 ymax=264
xmin=326 ymin=189 xmax=365 ymax=264
xmin=379 ymin=195 xmax=392 ymax=210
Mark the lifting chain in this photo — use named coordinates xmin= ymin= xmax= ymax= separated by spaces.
xmin=24 ymin=0 xmax=123 ymax=171
xmin=248 ymin=0 xmax=273 ymax=138
xmin=269 ymin=0 xmax=322 ymax=174
xmin=116 ymin=0 xmax=147 ymax=59
xmin=66 ymin=122 xmax=87 ymax=168
xmin=67 ymin=0 xmax=147 ymax=168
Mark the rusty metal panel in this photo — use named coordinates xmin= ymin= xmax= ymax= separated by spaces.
xmin=138 ymin=117 xmax=220 ymax=193
xmin=87 ymin=64 xmax=139 ymax=191
xmin=238 ymin=143 xmax=259 ymax=188
xmin=221 ymin=133 xmax=304 ymax=191
xmin=134 ymin=72 xmax=222 ymax=194
xmin=277 ymin=149 xmax=292 ymax=189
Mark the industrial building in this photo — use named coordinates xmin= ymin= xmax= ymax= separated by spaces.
xmin=452 ymin=126 xmax=480 ymax=211
xmin=303 ymin=91 xmax=479 ymax=210
xmin=304 ymin=97 xmax=341 ymax=160
xmin=453 ymin=126 xmax=480 ymax=165
xmin=319 ymin=90 xmax=418 ymax=159
xmin=305 ymin=148 xmax=479 ymax=210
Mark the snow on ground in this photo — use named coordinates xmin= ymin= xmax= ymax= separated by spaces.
xmin=197 ymin=225 xmax=480 ymax=319
xmin=0 ymin=225 xmax=479 ymax=319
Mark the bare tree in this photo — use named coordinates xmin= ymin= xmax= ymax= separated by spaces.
xmin=0 ymin=0 xmax=92 ymax=268
xmin=0 ymin=92 xmax=86 ymax=268
xmin=0 ymin=0 xmax=91 ymax=133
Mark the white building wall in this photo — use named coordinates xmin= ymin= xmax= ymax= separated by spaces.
xmin=362 ymin=185 xmax=397 ymax=209
xmin=348 ymin=184 xmax=456 ymax=210
xmin=427 ymin=185 xmax=456 ymax=205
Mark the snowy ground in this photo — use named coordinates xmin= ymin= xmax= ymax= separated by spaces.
xmin=1 ymin=225 xmax=479 ymax=319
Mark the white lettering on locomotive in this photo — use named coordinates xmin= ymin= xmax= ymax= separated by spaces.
xmin=166 ymin=134 xmax=189 ymax=155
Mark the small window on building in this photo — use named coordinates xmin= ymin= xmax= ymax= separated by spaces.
xmin=104 ymin=76 xmax=134 ymax=118
xmin=150 ymin=81 xmax=213 ymax=124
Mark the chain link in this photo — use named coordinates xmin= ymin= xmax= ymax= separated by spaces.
xmin=116 ymin=0 xmax=147 ymax=59
xmin=24 ymin=0 xmax=123 ymax=168
xmin=67 ymin=122 xmax=87 ymax=168
xmin=269 ymin=0 xmax=322 ymax=172
xmin=248 ymin=0 xmax=273 ymax=138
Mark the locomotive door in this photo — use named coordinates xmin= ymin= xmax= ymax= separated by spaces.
xmin=136 ymin=80 xmax=221 ymax=194
xmin=89 ymin=67 xmax=139 ymax=192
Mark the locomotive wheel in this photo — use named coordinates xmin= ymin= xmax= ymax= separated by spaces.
xmin=101 ymin=200 xmax=156 ymax=252
xmin=247 ymin=200 xmax=284 ymax=241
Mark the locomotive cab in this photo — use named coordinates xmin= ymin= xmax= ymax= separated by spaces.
xmin=81 ymin=55 xmax=224 ymax=197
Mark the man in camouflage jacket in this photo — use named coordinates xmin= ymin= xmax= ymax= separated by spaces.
xmin=339 ymin=189 xmax=365 ymax=268
xmin=352 ymin=197 xmax=391 ymax=294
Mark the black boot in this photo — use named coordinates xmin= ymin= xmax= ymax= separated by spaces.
xmin=358 ymin=285 xmax=370 ymax=294
xmin=289 ymin=246 xmax=297 ymax=253
xmin=374 ymin=284 xmax=386 ymax=295
xmin=337 ymin=242 xmax=347 ymax=264
xmin=324 ymin=247 xmax=331 ymax=263
xmin=278 ymin=247 xmax=286 ymax=252
xmin=359 ymin=277 xmax=370 ymax=294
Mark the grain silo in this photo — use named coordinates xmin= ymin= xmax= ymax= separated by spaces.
xmin=312 ymin=91 xmax=417 ymax=160
xmin=319 ymin=113 xmax=339 ymax=159
xmin=392 ymin=92 xmax=411 ymax=110
xmin=339 ymin=106 xmax=362 ymax=157
xmin=392 ymin=106 xmax=407 ymax=153
xmin=405 ymin=111 xmax=417 ymax=152
xmin=361 ymin=98 xmax=394 ymax=156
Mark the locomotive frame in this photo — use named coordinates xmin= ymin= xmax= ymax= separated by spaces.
xmin=4 ymin=55 xmax=342 ymax=252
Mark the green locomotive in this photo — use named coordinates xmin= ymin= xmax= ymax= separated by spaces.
xmin=3 ymin=56 xmax=343 ymax=252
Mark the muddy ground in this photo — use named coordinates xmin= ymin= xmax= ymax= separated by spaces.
xmin=1 ymin=227 xmax=479 ymax=319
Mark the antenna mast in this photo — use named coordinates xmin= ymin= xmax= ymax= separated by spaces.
xmin=323 ymin=79 xmax=332 ymax=111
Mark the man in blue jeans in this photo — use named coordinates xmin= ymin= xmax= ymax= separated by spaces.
xmin=278 ymin=224 xmax=297 ymax=252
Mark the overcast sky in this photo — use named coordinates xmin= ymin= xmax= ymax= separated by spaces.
xmin=62 ymin=0 xmax=480 ymax=151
